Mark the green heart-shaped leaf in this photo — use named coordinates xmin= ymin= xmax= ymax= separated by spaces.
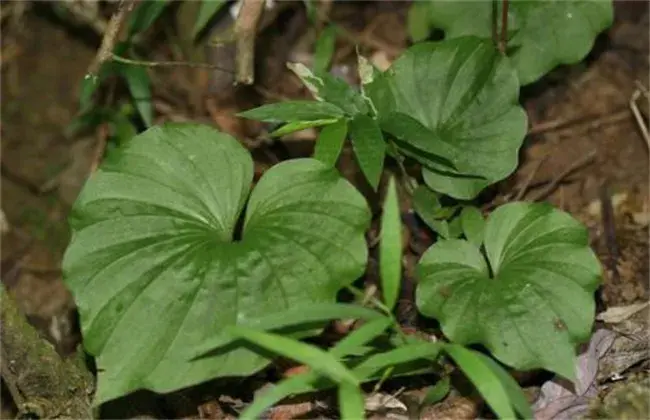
xmin=425 ymin=0 xmax=613 ymax=86
xmin=63 ymin=123 xmax=371 ymax=404
xmin=369 ymin=37 xmax=527 ymax=199
xmin=416 ymin=202 xmax=601 ymax=379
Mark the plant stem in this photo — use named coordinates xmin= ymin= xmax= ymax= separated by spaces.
xmin=87 ymin=0 xmax=135 ymax=76
xmin=111 ymin=53 xmax=235 ymax=74
xmin=234 ymin=0 xmax=265 ymax=85
xmin=498 ymin=0 xmax=509 ymax=54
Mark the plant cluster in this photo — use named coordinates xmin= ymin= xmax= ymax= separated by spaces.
xmin=63 ymin=1 xmax=613 ymax=418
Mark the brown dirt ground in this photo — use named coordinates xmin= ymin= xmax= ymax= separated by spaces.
xmin=0 ymin=1 xmax=648 ymax=419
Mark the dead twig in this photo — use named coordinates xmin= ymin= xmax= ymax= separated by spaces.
xmin=630 ymin=81 xmax=649 ymax=152
xmin=599 ymin=183 xmax=621 ymax=285
xmin=528 ymin=108 xmax=631 ymax=136
xmin=528 ymin=150 xmax=597 ymax=202
xmin=513 ymin=153 xmax=549 ymax=201
xmin=112 ymin=53 xmax=234 ymax=73
xmin=87 ymin=0 xmax=135 ymax=76
xmin=234 ymin=0 xmax=265 ymax=85
xmin=90 ymin=123 xmax=109 ymax=173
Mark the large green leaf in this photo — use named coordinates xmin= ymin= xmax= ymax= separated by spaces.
xmin=370 ymin=37 xmax=527 ymax=199
xmin=426 ymin=0 xmax=613 ymax=86
xmin=62 ymin=123 xmax=371 ymax=404
xmin=416 ymin=202 xmax=601 ymax=379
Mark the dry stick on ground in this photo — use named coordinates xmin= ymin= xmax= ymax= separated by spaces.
xmin=111 ymin=53 xmax=235 ymax=73
xmin=528 ymin=108 xmax=631 ymax=136
xmin=630 ymin=81 xmax=650 ymax=151
xmin=599 ymin=183 xmax=622 ymax=286
xmin=527 ymin=150 xmax=597 ymax=202
xmin=513 ymin=153 xmax=549 ymax=201
xmin=234 ymin=0 xmax=265 ymax=85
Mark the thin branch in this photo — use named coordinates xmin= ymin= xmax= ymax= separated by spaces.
xmin=234 ymin=0 xmax=265 ymax=85
xmin=111 ymin=53 xmax=235 ymax=73
xmin=630 ymin=82 xmax=650 ymax=152
xmin=528 ymin=150 xmax=597 ymax=202
xmin=513 ymin=153 xmax=549 ymax=201
xmin=87 ymin=0 xmax=135 ymax=76
xmin=599 ymin=183 xmax=621 ymax=285
xmin=528 ymin=108 xmax=631 ymax=135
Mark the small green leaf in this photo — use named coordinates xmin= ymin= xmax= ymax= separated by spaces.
xmin=446 ymin=213 xmax=463 ymax=239
xmin=314 ymin=25 xmax=337 ymax=75
xmin=407 ymin=1 xmax=432 ymax=42
xmin=107 ymin=111 xmax=138 ymax=145
xmin=314 ymin=119 xmax=348 ymax=167
xmin=459 ymin=206 xmax=485 ymax=247
xmin=422 ymin=169 xmax=489 ymax=203
xmin=270 ymin=118 xmax=339 ymax=137
xmin=63 ymin=123 xmax=371 ymax=404
xmin=422 ymin=376 xmax=451 ymax=406
xmin=288 ymin=62 xmax=370 ymax=116
xmin=127 ymin=0 xmax=171 ymax=37
xmin=192 ymin=303 xmax=383 ymax=358
xmin=227 ymin=325 xmax=359 ymax=386
xmin=426 ymin=0 xmax=614 ymax=85
xmin=444 ymin=344 xmax=526 ymax=419
xmin=371 ymin=37 xmax=527 ymax=199
xmin=412 ymin=185 xmax=442 ymax=230
xmin=193 ymin=0 xmax=228 ymax=39
xmin=238 ymin=101 xmax=345 ymax=123
xmin=118 ymin=64 xmax=153 ymax=127
xmin=303 ymin=0 xmax=317 ymax=22
xmin=338 ymin=382 xmax=366 ymax=420
xmin=348 ymin=114 xmax=385 ymax=191
xmin=379 ymin=177 xmax=401 ymax=311
xmin=412 ymin=185 xmax=461 ymax=239
xmin=416 ymin=202 xmax=602 ymax=380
